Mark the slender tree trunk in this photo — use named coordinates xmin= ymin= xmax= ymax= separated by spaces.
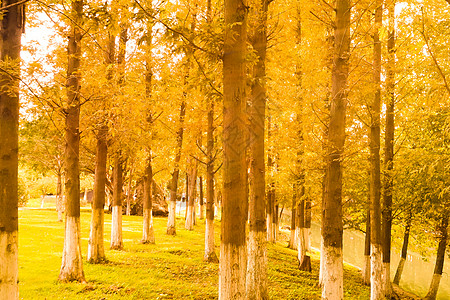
xmin=393 ymin=211 xmax=412 ymax=285
xmin=363 ymin=204 xmax=371 ymax=285
xmin=185 ymin=159 xmax=198 ymax=230
xmin=199 ymin=176 xmax=204 ymax=220
xmin=0 ymin=1 xmax=23 ymax=296
xmin=267 ymin=184 xmax=275 ymax=242
xmin=266 ymin=113 xmax=275 ymax=243
xmin=142 ymin=157 xmax=155 ymax=244
xmin=110 ymin=154 xmax=124 ymax=250
xmin=303 ymin=197 xmax=312 ymax=271
xmin=167 ymin=101 xmax=186 ymax=235
xmin=185 ymin=173 xmax=189 ymax=220
xmin=382 ymin=1 xmax=395 ymax=297
xmin=142 ymin=9 xmax=155 ymax=243
xmin=220 ymin=0 xmax=248 ymax=297
xmin=319 ymin=31 xmax=333 ymax=288
xmin=297 ymin=198 xmax=306 ymax=265
xmin=424 ymin=214 xmax=449 ymax=300
xmin=126 ymin=168 xmax=132 ymax=216
xmin=275 ymin=203 xmax=279 ymax=240
xmin=87 ymin=124 xmax=108 ymax=263
xmin=322 ymin=0 xmax=350 ymax=298
xmin=59 ymin=0 xmax=85 ymax=283
xmin=56 ymin=168 xmax=64 ymax=222
xmin=370 ymin=1 xmax=383 ymax=298
xmin=246 ymin=1 xmax=269 ymax=297
xmin=289 ymin=189 xmax=297 ymax=250
xmin=204 ymin=100 xmax=218 ymax=262
xmin=88 ymin=27 xmax=114 ymax=264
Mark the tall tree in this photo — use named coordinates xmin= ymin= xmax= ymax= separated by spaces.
xmin=166 ymin=100 xmax=186 ymax=235
xmin=369 ymin=0 xmax=383 ymax=298
xmin=0 ymin=0 xmax=24 ymax=297
xmin=321 ymin=0 xmax=350 ymax=298
xmin=382 ymin=0 xmax=395 ymax=297
xmin=59 ymin=0 xmax=85 ymax=282
xmin=110 ymin=23 xmax=128 ymax=250
xmin=246 ymin=0 xmax=269 ymax=297
xmin=141 ymin=8 xmax=156 ymax=244
xmin=220 ymin=0 xmax=248 ymax=297
xmin=87 ymin=30 xmax=115 ymax=264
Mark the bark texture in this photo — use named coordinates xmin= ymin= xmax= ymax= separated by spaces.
xmin=246 ymin=0 xmax=269 ymax=297
xmin=166 ymin=101 xmax=186 ymax=235
xmin=370 ymin=1 xmax=383 ymax=298
xmin=382 ymin=0 xmax=395 ymax=297
xmin=204 ymin=100 xmax=218 ymax=263
xmin=0 ymin=9 xmax=21 ymax=286
xmin=87 ymin=125 xmax=108 ymax=263
xmin=322 ymin=0 xmax=350 ymax=298
xmin=220 ymin=0 xmax=248 ymax=297
xmin=59 ymin=0 xmax=85 ymax=283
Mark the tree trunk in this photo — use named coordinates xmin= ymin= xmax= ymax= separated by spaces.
xmin=204 ymin=99 xmax=218 ymax=263
xmin=185 ymin=172 xmax=189 ymax=220
xmin=266 ymin=183 xmax=275 ymax=242
xmin=363 ymin=204 xmax=371 ymax=285
xmin=246 ymin=0 xmax=269 ymax=297
xmin=393 ymin=211 xmax=411 ymax=285
xmin=297 ymin=199 xmax=306 ymax=266
xmin=199 ymin=176 xmax=204 ymax=220
xmin=424 ymin=215 xmax=449 ymax=300
xmin=87 ymin=29 xmax=113 ymax=263
xmin=274 ymin=204 xmax=279 ymax=240
xmin=58 ymin=0 xmax=85 ymax=283
xmin=185 ymin=159 xmax=198 ymax=230
xmin=87 ymin=124 xmax=108 ymax=263
xmin=382 ymin=1 xmax=395 ymax=298
xmin=56 ymin=168 xmax=64 ymax=222
xmin=166 ymin=101 xmax=186 ymax=236
xmin=370 ymin=1 xmax=383 ymax=298
xmin=220 ymin=0 xmax=248 ymax=297
xmin=289 ymin=189 xmax=297 ymax=250
xmin=142 ymin=9 xmax=155 ymax=242
xmin=126 ymin=168 xmax=132 ymax=216
xmin=319 ymin=31 xmax=333 ymax=289
xmin=0 ymin=1 xmax=23 ymax=296
xmin=303 ymin=197 xmax=312 ymax=272
xmin=110 ymin=154 xmax=124 ymax=250
xmin=322 ymin=0 xmax=350 ymax=298
xmin=142 ymin=157 xmax=155 ymax=244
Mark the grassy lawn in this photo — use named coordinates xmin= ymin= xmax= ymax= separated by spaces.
xmin=18 ymin=209 xmax=370 ymax=299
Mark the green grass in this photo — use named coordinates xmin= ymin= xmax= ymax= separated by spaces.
xmin=18 ymin=209 xmax=370 ymax=299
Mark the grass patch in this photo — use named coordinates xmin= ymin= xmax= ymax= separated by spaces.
xmin=19 ymin=209 xmax=369 ymax=299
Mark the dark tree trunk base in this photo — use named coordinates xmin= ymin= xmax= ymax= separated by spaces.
xmin=299 ymin=255 xmax=312 ymax=272
xmin=204 ymin=252 xmax=219 ymax=263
